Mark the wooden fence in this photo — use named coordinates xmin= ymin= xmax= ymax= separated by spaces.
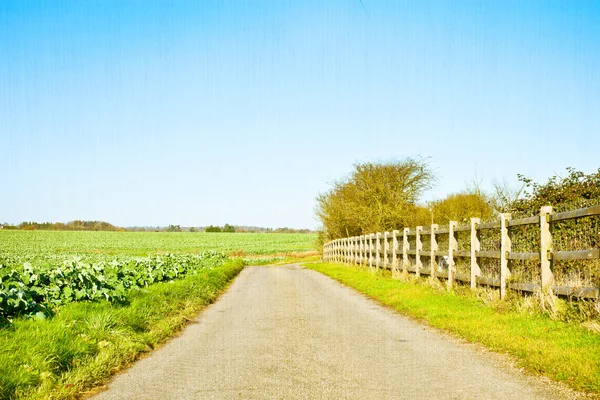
xmin=322 ymin=204 xmax=600 ymax=300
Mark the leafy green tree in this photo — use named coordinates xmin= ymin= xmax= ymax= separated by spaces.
xmin=205 ymin=225 xmax=222 ymax=232
xmin=166 ymin=224 xmax=182 ymax=232
xmin=222 ymin=224 xmax=236 ymax=233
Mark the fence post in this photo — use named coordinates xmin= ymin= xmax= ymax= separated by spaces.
xmin=430 ymin=224 xmax=438 ymax=280
xmin=350 ymin=237 xmax=355 ymax=265
xmin=392 ymin=230 xmax=399 ymax=277
xmin=540 ymin=206 xmax=554 ymax=292
xmin=470 ymin=218 xmax=481 ymax=289
xmin=500 ymin=213 xmax=512 ymax=299
xmin=383 ymin=232 xmax=390 ymax=270
xmin=403 ymin=228 xmax=410 ymax=275
xmin=332 ymin=240 xmax=336 ymax=262
xmin=415 ymin=226 xmax=423 ymax=277
xmin=361 ymin=235 xmax=366 ymax=265
xmin=375 ymin=233 xmax=382 ymax=269
xmin=448 ymin=221 xmax=458 ymax=289
xmin=362 ymin=235 xmax=367 ymax=266
xmin=347 ymin=237 xmax=351 ymax=264
xmin=346 ymin=237 xmax=350 ymax=264
xmin=369 ymin=234 xmax=374 ymax=268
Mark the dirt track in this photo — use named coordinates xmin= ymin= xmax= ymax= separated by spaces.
xmin=91 ymin=264 xmax=574 ymax=399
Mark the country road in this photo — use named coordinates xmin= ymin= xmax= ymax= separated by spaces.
xmin=91 ymin=265 xmax=573 ymax=400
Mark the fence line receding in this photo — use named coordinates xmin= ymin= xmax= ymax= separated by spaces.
xmin=322 ymin=204 xmax=600 ymax=300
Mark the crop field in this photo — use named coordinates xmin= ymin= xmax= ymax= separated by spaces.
xmin=0 ymin=230 xmax=318 ymax=323
xmin=0 ymin=230 xmax=318 ymax=260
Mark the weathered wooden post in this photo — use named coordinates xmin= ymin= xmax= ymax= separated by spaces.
xmin=347 ymin=237 xmax=351 ymax=264
xmin=470 ymin=218 xmax=481 ymax=289
xmin=448 ymin=221 xmax=458 ymax=289
xmin=392 ymin=230 xmax=400 ymax=277
xmin=364 ymin=235 xmax=368 ymax=265
xmin=358 ymin=235 xmax=363 ymax=265
xmin=403 ymin=227 xmax=410 ymax=275
xmin=415 ymin=226 xmax=423 ymax=277
xmin=369 ymin=234 xmax=374 ymax=268
xmin=375 ymin=233 xmax=382 ymax=269
xmin=430 ymin=224 xmax=438 ymax=280
xmin=346 ymin=237 xmax=351 ymax=264
xmin=500 ymin=213 xmax=512 ymax=299
xmin=383 ymin=232 xmax=390 ymax=270
xmin=540 ymin=206 xmax=554 ymax=292
xmin=362 ymin=235 xmax=366 ymax=265
xmin=350 ymin=237 xmax=355 ymax=265
xmin=354 ymin=236 xmax=359 ymax=265
xmin=331 ymin=240 xmax=335 ymax=262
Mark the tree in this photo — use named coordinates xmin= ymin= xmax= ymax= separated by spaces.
xmin=189 ymin=227 xmax=197 ymax=232
xmin=316 ymin=158 xmax=434 ymax=241
xmin=205 ymin=225 xmax=222 ymax=232
xmin=222 ymin=224 xmax=236 ymax=233
xmin=166 ymin=224 xmax=182 ymax=232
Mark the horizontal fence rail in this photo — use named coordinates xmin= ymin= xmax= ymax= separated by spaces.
xmin=323 ymin=204 xmax=600 ymax=300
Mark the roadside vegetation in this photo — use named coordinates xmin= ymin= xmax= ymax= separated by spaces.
xmin=316 ymin=161 xmax=600 ymax=298
xmin=307 ymin=262 xmax=600 ymax=395
xmin=0 ymin=259 xmax=244 ymax=399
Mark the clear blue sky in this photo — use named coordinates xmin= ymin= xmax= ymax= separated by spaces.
xmin=1 ymin=1 xmax=599 ymax=229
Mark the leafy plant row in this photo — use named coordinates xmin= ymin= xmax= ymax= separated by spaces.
xmin=0 ymin=252 xmax=228 ymax=323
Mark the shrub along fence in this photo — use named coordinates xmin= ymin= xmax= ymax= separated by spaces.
xmin=323 ymin=204 xmax=600 ymax=300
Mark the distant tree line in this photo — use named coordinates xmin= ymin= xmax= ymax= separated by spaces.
xmin=205 ymin=224 xmax=236 ymax=233
xmin=0 ymin=222 xmax=316 ymax=233
xmin=0 ymin=220 xmax=123 ymax=231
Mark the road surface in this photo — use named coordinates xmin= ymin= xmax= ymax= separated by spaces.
xmin=91 ymin=264 xmax=575 ymax=399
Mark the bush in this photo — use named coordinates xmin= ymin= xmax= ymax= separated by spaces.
xmin=429 ymin=191 xmax=495 ymax=224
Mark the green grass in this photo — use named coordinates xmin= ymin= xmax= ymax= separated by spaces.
xmin=307 ymin=262 xmax=600 ymax=395
xmin=0 ymin=259 xmax=244 ymax=400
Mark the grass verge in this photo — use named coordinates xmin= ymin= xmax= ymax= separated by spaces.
xmin=307 ymin=262 xmax=600 ymax=395
xmin=0 ymin=259 xmax=244 ymax=400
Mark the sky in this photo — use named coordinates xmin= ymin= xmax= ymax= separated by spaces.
xmin=1 ymin=1 xmax=599 ymax=229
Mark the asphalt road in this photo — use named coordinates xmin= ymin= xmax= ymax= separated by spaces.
xmin=91 ymin=264 xmax=574 ymax=399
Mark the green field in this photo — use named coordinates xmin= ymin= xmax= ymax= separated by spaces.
xmin=0 ymin=230 xmax=318 ymax=260
xmin=0 ymin=230 xmax=317 ymax=398
xmin=0 ymin=230 xmax=317 ymax=322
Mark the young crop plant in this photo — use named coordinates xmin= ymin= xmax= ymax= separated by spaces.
xmin=0 ymin=252 xmax=228 ymax=324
